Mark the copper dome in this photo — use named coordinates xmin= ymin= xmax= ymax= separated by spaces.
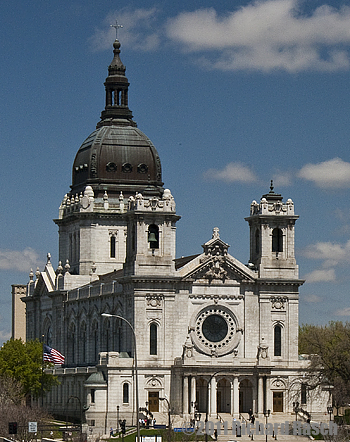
xmin=71 ymin=125 xmax=163 ymax=197
xmin=70 ymin=38 xmax=163 ymax=198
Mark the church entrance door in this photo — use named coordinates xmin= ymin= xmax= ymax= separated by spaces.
xmin=217 ymin=391 xmax=222 ymax=413
xmin=196 ymin=378 xmax=208 ymax=413
xmin=273 ymin=392 xmax=283 ymax=412
xmin=148 ymin=391 xmax=159 ymax=412
xmin=239 ymin=379 xmax=253 ymax=413
xmin=217 ymin=378 xmax=231 ymax=413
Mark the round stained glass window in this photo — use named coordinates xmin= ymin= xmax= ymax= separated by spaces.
xmin=202 ymin=314 xmax=228 ymax=342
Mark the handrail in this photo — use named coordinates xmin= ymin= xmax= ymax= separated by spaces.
xmin=240 ymin=413 xmax=248 ymax=424
xmin=216 ymin=413 xmax=224 ymax=423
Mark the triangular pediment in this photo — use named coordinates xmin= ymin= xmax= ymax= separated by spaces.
xmin=179 ymin=253 xmax=256 ymax=283
xmin=177 ymin=228 xmax=256 ymax=283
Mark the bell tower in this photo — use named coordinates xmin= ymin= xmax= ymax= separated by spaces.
xmin=54 ymin=37 xmax=165 ymax=275
xmin=245 ymin=182 xmax=299 ymax=279
xmin=123 ymin=189 xmax=181 ymax=276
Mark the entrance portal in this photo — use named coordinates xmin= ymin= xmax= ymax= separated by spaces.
xmin=148 ymin=391 xmax=159 ymax=412
xmin=239 ymin=379 xmax=253 ymax=413
xmin=196 ymin=378 xmax=208 ymax=413
xmin=273 ymin=392 xmax=283 ymax=412
xmin=217 ymin=378 xmax=231 ymax=413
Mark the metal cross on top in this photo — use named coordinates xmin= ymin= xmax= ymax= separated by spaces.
xmin=110 ymin=19 xmax=123 ymax=39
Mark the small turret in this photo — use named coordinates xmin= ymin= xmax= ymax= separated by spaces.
xmin=245 ymin=181 xmax=299 ymax=279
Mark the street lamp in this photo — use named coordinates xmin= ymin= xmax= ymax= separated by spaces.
xmin=117 ymin=405 xmax=120 ymax=433
xmin=205 ymin=369 xmax=231 ymax=442
xmin=159 ymin=397 xmax=171 ymax=429
xmin=263 ymin=409 xmax=270 ymax=442
xmin=327 ymin=405 xmax=333 ymax=422
xmin=101 ymin=313 xmax=140 ymax=442
xmin=293 ymin=402 xmax=299 ymax=421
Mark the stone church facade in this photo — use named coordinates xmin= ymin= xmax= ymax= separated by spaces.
xmin=22 ymin=38 xmax=328 ymax=435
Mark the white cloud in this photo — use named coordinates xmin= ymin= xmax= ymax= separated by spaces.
xmin=90 ymin=8 xmax=161 ymax=52
xmin=302 ymin=239 xmax=350 ymax=284
xmin=302 ymin=294 xmax=322 ymax=303
xmin=165 ymin=0 xmax=350 ymax=72
xmin=334 ymin=307 xmax=350 ymax=316
xmin=203 ymin=162 xmax=258 ymax=183
xmin=272 ymin=171 xmax=293 ymax=187
xmin=303 ymin=240 xmax=350 ymax=263
xmin=304 ymin=268 xmax=336 ymax=283
xmin=0 ymin=247 xmax=42 ymax=272
xmin=298 ymin=158 xmax=350 ymax=188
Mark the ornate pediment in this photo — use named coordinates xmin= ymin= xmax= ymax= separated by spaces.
xmin=201 ymin=227 xmax=229 ymax=257
xmin=183 ymin=254 xmax=254 ymax=283
xmin=179 ymin=228 xmax=256 ymax=283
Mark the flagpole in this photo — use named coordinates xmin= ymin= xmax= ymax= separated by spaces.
xmin=41 ymin=334 xmax=44 ymax=407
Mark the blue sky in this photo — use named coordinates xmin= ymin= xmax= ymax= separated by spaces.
xmin=1 ymin=0 xmax=350 ymax=344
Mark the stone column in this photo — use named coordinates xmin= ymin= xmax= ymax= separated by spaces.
xmin=258 ymin=376 xmax=264 ymax=416
xmin=230 ymin=380 xmax=234 ymax=415
xmin=233 ymin=376 xmax=239 ymax=417
xmin=183 ymin=376 xmax=189 ymax=416
xmin=190 ymin=376 xmax=196 ymax=415
xmin=266 ymin=377 xmax=272 ymax=412
xmin=210 ymin=376 xmax=217 ymax=417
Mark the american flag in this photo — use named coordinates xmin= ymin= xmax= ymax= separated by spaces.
xmin=43 ymin=344 xmax=65 ymax=365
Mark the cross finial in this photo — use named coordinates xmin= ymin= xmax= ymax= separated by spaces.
xmin=110 ymin=19 xmax=123 ymax=39
xmin=212 ymin=227 xmax=220 ymax=240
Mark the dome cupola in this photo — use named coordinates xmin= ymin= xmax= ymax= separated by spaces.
xmin=71 ymin=38 xmax=163 ymax=198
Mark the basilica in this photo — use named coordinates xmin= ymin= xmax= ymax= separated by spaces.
xmin=21 ymin=37 xmax=328 ymax=434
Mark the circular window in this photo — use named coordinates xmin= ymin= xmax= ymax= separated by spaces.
xmin=202 ymin=314 xmax=228 ymax=342
xmin=122 ymin=163 xmax=133 ymax=173
xmin=106 ymin=162 xmax=117 ymax=172
xmin=137 ymin=163 xmax=148 ymax=174
xmin=190 ymin=305 xmax=242 ymax=356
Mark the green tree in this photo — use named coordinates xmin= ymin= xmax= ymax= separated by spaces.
xmin=299 ymin=321 xmax=350 ymax=410
xmin=0 ymin=339 xmax=58 ymax=399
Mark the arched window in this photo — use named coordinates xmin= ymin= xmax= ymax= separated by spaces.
xmin=255 ymin=228 xmax=260 ymax=254
xmin=91 ymin=321 xmax=99 ymax=363
xmin=148 ymin=224 xmax=159 ymax=249
xmin=132 ymin=224 xmax=136 ymax=251
xmin=123 ymin=383 xmax=129 ymax=404
xmin=150 ymin=323 xmax=157 ymax=355
xmin=103 ymin=319 xmax=111 ymax=352
xmin=274 ymin=324 xmax=282 ymax=356
xmin=272 ymin=228 xmax=283 ymax=253
xmin=45 ymin=324 xmax=53 ymax=347
xmin=110 ymin=235 xmax=116 ymax=258
xmin=68 ymin=323 xmax=76 ymax=364
xmin=80 ymin=322 xmax=87 ymax=363
xmin=301 ymin=383 xmax=307 ymax=404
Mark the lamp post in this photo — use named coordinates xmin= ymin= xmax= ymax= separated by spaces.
xmin=102 ymin=313 xmax=140 ymax=442
xmin=117 ymin=405 xmax=120 ymax=433
xmin=205 ymin=369 xmax=231 ymax=442
xmin=293 ymin=401 xmax=299 ymax=421
xmin=159 ymin=397 xmax=171 ymax=429
xmin=327 ymin=405 xmax=333 ymax=422
xmin=263 ymin=409 xmax=270 ymax=442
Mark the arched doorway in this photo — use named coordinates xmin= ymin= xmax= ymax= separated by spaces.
xmin=217 ymin=378 xmax=231 ymax=413
xmin=196 ymin=378 xmax=208 ymax=413
xmin=239 ymin=379 xmax=253 ymax=413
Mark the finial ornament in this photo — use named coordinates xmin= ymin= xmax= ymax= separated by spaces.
xmin=212 ymin=227 xmax=220 ymax=239
xmin=110 ymin=19 xmax=123 ymax=39
xmin=270 ymin=179 xmax=274 ymax=193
